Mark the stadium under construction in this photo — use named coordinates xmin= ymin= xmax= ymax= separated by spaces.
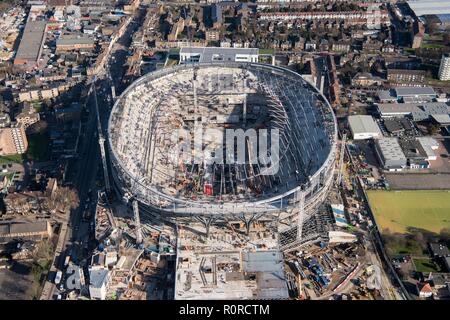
xmin=107 ymin=62 xmax=338 ymax=248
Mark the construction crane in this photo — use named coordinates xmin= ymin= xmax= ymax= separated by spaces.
xmin=92 ymin=78 xmax=111 ymax=194
xmin=297 ymin=190 xmax=305 ymax=240
xmin=193 ymin=66 xmax=198 ymax=117
xmin=132 ymin=199 xmax=143 ymax=245
xmin=297 ymin=272 xmax=305 ymax=300
xmin=336 ymin=132 xmax=347 ymax=187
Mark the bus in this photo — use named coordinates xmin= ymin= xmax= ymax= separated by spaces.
xmin=54 ymin=271 xmax=63 ymax=285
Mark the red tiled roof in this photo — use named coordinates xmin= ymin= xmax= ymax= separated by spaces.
xmin=419 ymin=283 xmax=433 ymax=293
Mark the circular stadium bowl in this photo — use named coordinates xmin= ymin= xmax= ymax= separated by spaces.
xmin=108 ymin=62 xmax=337 ymax=218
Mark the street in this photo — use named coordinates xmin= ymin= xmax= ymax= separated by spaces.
xmin=40 ymin=4 xmax=148 ymax=300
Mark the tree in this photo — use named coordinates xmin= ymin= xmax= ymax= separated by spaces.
xmin=439 ymin=228 xmax=450 ymax=247
xmin=46 ymin=186 xmax=80 ymax=214
xmin=427 ymin=123 xmax=440 ymax=135
xmin=443 ymin=32 xmax=450 ymax=46
xmin=28 ymin=120 xmax=48 ymax=135
xmin=32 ymin=239 xmax=53 ymax=262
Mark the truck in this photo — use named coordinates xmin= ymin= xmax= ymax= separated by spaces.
xmin=54 ymin=271 xmax=63 ymax=285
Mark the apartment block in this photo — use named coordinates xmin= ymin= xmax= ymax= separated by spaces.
xmin=0 ymin=124 xmax=28 ymax=155
xmin=387 ymin=69 xmax=426 ymax=84
xmin=438 ymin=53 xmax=450 ymax=81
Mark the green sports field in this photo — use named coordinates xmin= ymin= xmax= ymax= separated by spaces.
xmin=367 ymin=190 xmax=450 ymax=234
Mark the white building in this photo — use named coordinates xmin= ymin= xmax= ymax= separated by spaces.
xmin=348 ymin=115 xmax=382 ymax=140
xmin=374 ymin=137 xmax=407 ymax=171
xmin=331 ymin=204 xmax=348 ymax=227
xmin=105 ymin=251 xmax=118 ymax=267
xmin=438 ymin=53 xmax=450 ymax=81
xmin=89 ymin=269 xmax=110 ymax=300
xmin=417 ymin=137 xmax=439 ymax=161
xmin=179 ymin=47 xmax=259 ymax=64
xmin=328 ymin=231 xmax=357 ymax=243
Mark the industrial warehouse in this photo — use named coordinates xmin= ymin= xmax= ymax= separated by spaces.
xmin=13 ymin=20 xmax=46 ymax=69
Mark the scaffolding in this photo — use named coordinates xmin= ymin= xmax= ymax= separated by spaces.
xmin=336 ymin=132 xmax=347 ymax=187
xmin=107 ymin=63 xmax=337 ymax=223
xmin=132 ymin=199 xmax=143 ymax=245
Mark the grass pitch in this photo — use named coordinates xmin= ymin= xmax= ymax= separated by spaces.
xmin=413 ymin=258 xmax=443 ymax=273
xmin=367 ymin=190 xmax=450 ymax=234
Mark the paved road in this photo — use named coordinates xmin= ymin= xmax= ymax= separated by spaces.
xmin=41 ymin=5 xmax=148 ymax=300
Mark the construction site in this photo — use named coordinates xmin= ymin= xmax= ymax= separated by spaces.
xmin=97 ymin=62 xmax=397 ymax=300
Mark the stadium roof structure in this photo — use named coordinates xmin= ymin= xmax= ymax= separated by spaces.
xmin=108 ymin=62 xmax=337 ymax=218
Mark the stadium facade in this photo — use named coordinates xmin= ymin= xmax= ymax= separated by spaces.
xmin=107 ymin=63 xmax=337 ymax=224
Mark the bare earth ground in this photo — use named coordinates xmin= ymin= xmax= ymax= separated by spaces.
xmin=385 ymin=173 xmax=450 ymax=190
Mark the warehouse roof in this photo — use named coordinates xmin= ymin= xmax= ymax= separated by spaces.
xmin=417 ymin=136 xmax=439 ymax=148
xmin=348 ymin=115 xmax=381 ymax=135
xmin=384 ymin=119 xmax=404 ymax=133
xmin=395 ymin=86 xmax=436 ymax=97
xmin=429 ymin=243 xmax=450 ymax=257
xmin=14 ymin=20 xmax=46 ymax=63
xmin=417 ymin=137 xmax=438 ymax=159
xmin=56 ymin=36 xmax=95 ymax=46
xmin=431 ymin=114 xmax=450 ymax=125
xmin=378 ymin=89 xmax=397 ymax=101
xmin=377 ymin=102 xmax=450 ymax=120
